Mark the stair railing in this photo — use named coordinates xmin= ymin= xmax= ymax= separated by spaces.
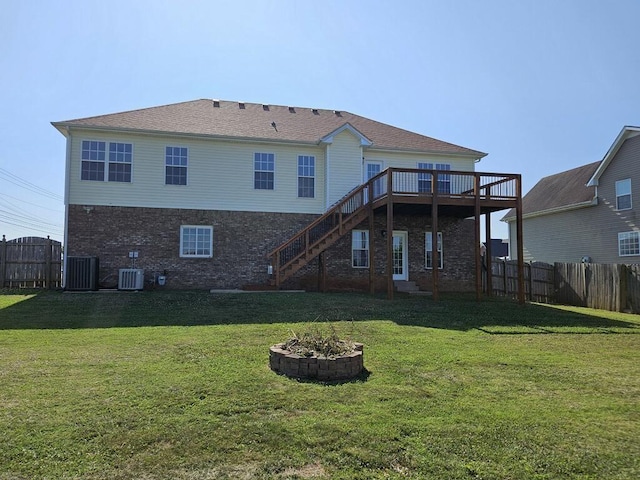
xmin=268 ymin=170 xmax=389 ymax=284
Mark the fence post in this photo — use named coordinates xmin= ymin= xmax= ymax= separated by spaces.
xmin=502 ymin=259 xmax=507 ymax=296
xmin=0 ymin=235 xmax=6 ymax=288
xmin=619 ymin=264 xmax=627 ymax=312
xmin=46 ymin=236 xmax=52 ymax=289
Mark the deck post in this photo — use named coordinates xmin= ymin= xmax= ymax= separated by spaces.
xmin=431 ymin=173 xmax=439 ymax=301
xmin=474 ymin=174 xmax=482 ymax=301
xmin=485 ymin=212 xmax=492 ymax=297
xmin=369 ymin=200 xmax=375 ymax=295
xmin=317 ymin=251 xmax=327 ymax=293
xmin=516 ymin=174 xmax=525 ymax=304
xmin=386 ymin=169 xmax=394 ymax=300
xmin=274 ymin=251 xmax=280 ymax=289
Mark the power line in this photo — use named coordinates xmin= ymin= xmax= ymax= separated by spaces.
xmin=0 ymin=192 xmax=63 ymax=213
xmin=0 ymin=167 xmax=63 ymax=201
xmin=0 ymin=217 xmax=63 ymax=237
xmin=0 ymin=209 xmax=62 ymax=228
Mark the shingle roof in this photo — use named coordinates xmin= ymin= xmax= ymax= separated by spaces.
xmin=502 ymin=161 xmax=599 ymax=221
xmin=52 ymin=99 xmax=486 ymax=157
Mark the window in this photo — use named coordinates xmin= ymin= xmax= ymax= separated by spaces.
xmin=418 ymin=163 xmax=450 ymax=193
xmin=82 ymin=140 xmax=133 ymax=182
xmin=425 ymin=232 xmax=443 ymax=269
xmin=418 ymin=162 xmax=433 ymax=193
xmin=166 ymin=146 xmax=188 ymax=185
xmin=81 ymin=140 xmax=106 ymax=181
xmin=254 ymin=153 xmax=275 ymax=189
xmin=616 ymin=179 xmax=632 ymax=210
xmin=435 ymin=163 xmax=451 ymax=194
xmin=352 ymin=230 xmax=369 ymax=268
xmin=180 ymin=226 xmax=213 ymax=258
xmin=298 ymin=155 xmax=315 ymax=197
xmin=108 ymin=142 xmax=132 ymax=182
xmin=618 ymin=231 xmax=640 ymax=256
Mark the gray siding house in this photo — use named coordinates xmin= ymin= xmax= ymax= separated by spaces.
xmin=503 ymin=126 xmax=640 ymax=264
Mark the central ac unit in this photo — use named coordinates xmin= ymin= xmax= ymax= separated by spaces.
xmin=66 ymin=256 xmax=99 ymax=291
xmin=118 ymin=269 xmax=144 ymax=290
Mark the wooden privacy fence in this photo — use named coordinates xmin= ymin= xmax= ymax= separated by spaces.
xmin=487 ymin=259 xmax=640 ymax=313
xmin=0 ymin=236 xmax=62 ymax=289
xmin=488 ymin=259 xmax=554 ymax=303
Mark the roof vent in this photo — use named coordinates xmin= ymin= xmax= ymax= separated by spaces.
xmin=288 ymin=107 xmax=296 ymax=113
xmin=311 ymin=109 xmax=319 ymax=115
xmin=333 ymin=110 xmax=342 ymax=116
xmin=213 ymin=100 xmax=220 ymax=108
xmin=238 ymin=102 xmax=245 ymax=109
xmin=262 ymin=104 xmax=269 ymax=111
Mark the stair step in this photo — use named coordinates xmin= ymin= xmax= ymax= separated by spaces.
xmin=394 ymin=280 xmax=420 ymax=292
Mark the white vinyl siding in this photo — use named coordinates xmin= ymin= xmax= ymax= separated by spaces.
xmin=366 ymin=150 xmax=475 ymax=173
xmin=68 ymin=130 xmax=326 ymax=214
xmin=352 ymin=230 xmax=369 ymax=268
xmin=180 ymin=225 xmax=213 ymax=258
xmin=326 ymin=130 xmax=363 ymax=207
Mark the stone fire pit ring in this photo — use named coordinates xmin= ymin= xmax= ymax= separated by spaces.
xmin=269 ymin=342 xmax=364 ymax=381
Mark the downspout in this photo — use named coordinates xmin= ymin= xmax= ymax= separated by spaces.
xmin=62 ymin=127 xmax=72 ymax=289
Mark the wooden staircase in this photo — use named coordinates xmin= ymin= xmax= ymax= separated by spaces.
xmin=267 ymin=167 xmax=521 ymax=290
xmin=267 ymin=181 xmax=376 ymax=288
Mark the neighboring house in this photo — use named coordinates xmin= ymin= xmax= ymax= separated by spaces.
xmin=481 ymin=239 xmax=509 ymax=259
xmin=53 ymin=99 xmax=522 ymax=294
xmin=503 ymin=126 xmax=640 ymax=264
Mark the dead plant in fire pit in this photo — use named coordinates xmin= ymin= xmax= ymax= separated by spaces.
xmin=283 ymin=324 xmax=356 ymax=358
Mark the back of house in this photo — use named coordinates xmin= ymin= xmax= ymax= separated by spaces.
xmin=53 ymin=99 xmax=497 ymax=291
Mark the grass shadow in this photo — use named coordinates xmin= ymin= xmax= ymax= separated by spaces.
xmin=0 ymin=290 xmax=639 ymax=333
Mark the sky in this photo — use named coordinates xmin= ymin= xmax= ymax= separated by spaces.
xmin=2 ymin=0 xmax=639 ymax=243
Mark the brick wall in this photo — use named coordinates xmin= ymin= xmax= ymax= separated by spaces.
xmin=297 ymin=213 xmax=476 ymax=293
xmin=67 ymin=205 xmax=476 ymax=291
xmin=67 ymin=205 xmax=318 ymax=289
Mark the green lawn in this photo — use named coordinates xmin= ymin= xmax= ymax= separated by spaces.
xmin=1 ymin=291 xmax=639 ymax=479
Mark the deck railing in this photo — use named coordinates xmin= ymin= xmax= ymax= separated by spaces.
xmin=268 ymin=168 xmax=519 ymax=284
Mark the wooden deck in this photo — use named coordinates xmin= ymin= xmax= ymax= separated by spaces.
xmin=268 ymin=168 xmax=525 ymax=302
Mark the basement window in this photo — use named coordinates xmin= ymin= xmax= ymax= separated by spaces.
xmin=180 ymin=226 xmax=213 ymax=258
xmin=425 ymin=232 xmax=443 ymax=269
xmin=352 ymin=230 xmax=369 ymax=268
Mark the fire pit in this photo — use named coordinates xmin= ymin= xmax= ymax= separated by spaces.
xmin=269 ymin=342 xmax=364 ymax=381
